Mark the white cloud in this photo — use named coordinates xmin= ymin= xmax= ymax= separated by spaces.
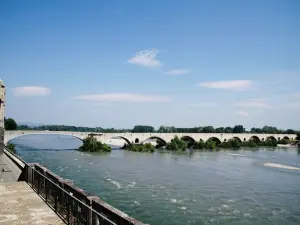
xmin=127 ymin=49 xmax=162 ymax=68
xmin=73 ymin=93 xmax=170 ymax=103
xmin=12 ymin=86 xmax=51 ymax=97
xmin=236 ymin=110 xmax=249 ymax=117
xmin=165 ymin=69 xmax=190 ymax=75
xmin=188 ymin=103 xmax=217 ymax=107
xmin=235 ymin=99 xmax=270 ymax=109
xmin=198 ymin=80 xmax=252 ymax=91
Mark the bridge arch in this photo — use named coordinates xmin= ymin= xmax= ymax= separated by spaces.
xmin=233 ymin=137 xmax=242 ymax=143
xmin=5 ymin=132 xmax=85 ymax=145
xmin=115 ymin=136 xmax=131 ymax=145
xmin=283 ymin=136 xmax=290 ymax=140
xmin=142 ymin=136 xmax=167 ymax=147
xmin=207 ymin=137 xmax=221 ymax=145
xmin=250 ymin=136 xmax=260 ymax=143
xmin=181 ymin=136 xmax=196 ymax=147
xmin=267 ymin=136 xmax=276 ymax=142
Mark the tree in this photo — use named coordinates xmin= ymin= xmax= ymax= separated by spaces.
xmin=233 ymin=125 xmax=245 ymax=133
xmin=4 ymin=118 xmax=17 ymax=130
xmin=262 ymin=126 xmax=279 ymax=134
xmin=132 ymin=125 xmax=154 ymax=133
xmin=251 ymin=127 xmax=262 ymax=133
xmin=166 ymin=136 xmax=187 ymax=151
xmin=285 ymin=129 xmax=296 ymax=134
xmin=193 ymin=139 xmax=205 ymax=149
xmin=296 ymin=132 xmax=300 ymax=141
xmin=79 ymin=137 xmax=111 ymax=152
xmin=202 ymin=126 xmax=215 ymax=133
xmin=224 ymin=127 xmax=233 ymax=133
xmin=215 ymin=127 xmax=224 ymax=133
xmin=204 ymin=139 xmax=216 ymax=150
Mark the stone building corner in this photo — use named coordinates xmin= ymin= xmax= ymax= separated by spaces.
xmin=0 ymin=79 xmax=5 ymax=153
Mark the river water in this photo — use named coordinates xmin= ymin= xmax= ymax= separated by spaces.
xmin=10 ymin=134 xmax=300 ymax=225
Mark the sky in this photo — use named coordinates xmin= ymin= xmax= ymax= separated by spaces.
xmin=1 ymin=0 xmax=300 ymax=129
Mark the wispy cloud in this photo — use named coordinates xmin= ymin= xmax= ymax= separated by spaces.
xmin=12 ymin=86 xmax=51 ymax=97
xmin=188 ymin=103 xmax=217 ymax=107
xmin=235 ymin=99 xmax=270 ymax=109
xmin=165 ymin=69 xmax=190 ymax=75
xmin=73 ymin=93 xmax=170 ymax=103
xmin=198 ymin=80 xmax=252 ymax=91
xmin=236 ymin=110 xmax=249 ymax=117
xmin=127 ymin=49 xmax=162 ymax=68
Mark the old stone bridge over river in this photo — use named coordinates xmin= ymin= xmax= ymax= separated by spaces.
xmin=10 ymin=134 xmax=300 ymax=225
xmin=4 ymin=130 xmax=297 ymax=145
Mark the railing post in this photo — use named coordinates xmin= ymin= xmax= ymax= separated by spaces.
xmin=54 ymin=186 xmax=57 ymax=211
xmin=31 ymin=167 xmax=34 ymax=188
xmin=45 ymin=178 xmax=48 ymax=201
xmin=67 ymin=194 xmax=70 ymax=224
xmin=37 ymin=172 xmax=40 ymax=194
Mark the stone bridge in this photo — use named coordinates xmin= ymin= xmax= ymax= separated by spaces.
xmin=4 ymin=130 xmax=297 ymax=146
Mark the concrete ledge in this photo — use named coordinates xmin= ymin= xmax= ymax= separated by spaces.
xmin=3 ymin=147 xmax=25 ymax=169
xmin=90 ymin=196 xmax=147 ymax=225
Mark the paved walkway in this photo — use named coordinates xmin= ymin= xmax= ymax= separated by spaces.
xmin=0 ymin=152 xmax=22 ymax=182
xmin=0 ymin=182 xmax=64 ymax=225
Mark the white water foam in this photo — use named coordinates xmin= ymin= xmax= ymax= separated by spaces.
xmin=133 ymin=201 xmax=140 ymax=205
xmin=127 ymin=182 xmax=136 ymax=188
xmin=111 ymin=180 xmax=121 ymax=189
xmin=228 ymin=153 xmax=246 ymax=157
xmin=170 ymin=199 xmax=177 ymax=203
xmin=264 ymin=163 xmax=300 ymax=171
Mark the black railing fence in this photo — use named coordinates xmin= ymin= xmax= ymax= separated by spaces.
xmin=4 ymin=147 xmax=145 ymax=225
xmin=26 ymin=165 xmax=117 ymax=225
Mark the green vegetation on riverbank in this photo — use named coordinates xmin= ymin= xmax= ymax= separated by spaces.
xmin=124 ymin=143 xmax=155 ymax=152
xmin=164 ymin=137 xmax=286 ymax=151
xmin=79 ymin=137 xmax=111 ymax=152
xmin=7 ymin=143 xmax=16 ymax=154
xmin=166 ymin=136 xmax=187 ymax=151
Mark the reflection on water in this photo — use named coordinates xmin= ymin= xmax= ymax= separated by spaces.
xmin=11 ymin=134 xmax=300 ymax=225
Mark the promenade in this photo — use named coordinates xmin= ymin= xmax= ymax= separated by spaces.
xmin=0 ymin=152 xmax=64 ymax=225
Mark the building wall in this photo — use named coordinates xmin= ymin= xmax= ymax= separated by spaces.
xmin=0 ymin=80 xmax=5 ymax=153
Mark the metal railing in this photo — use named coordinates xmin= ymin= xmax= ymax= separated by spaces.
xmin=3 ymin=147 xmax=145 ymax=225
xmin=25 ymin=165 xmax=117 ymax=225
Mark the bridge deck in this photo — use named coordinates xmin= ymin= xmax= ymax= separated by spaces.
xmin=0 ymin=182 xmax=64 ymax=225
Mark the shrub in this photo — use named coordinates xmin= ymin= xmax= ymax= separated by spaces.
xmin=205 ymin=139 xmax=216 ymax=150
xmin=241 ymin=141 xmax=258 ymax=148
xmin=79 ymin=137 xmax=112 ymax=152
xmin=125 ymin=143 xmax=155 ymax=152
xmin=7 ymin=143 xmax=16 ymax=154
xmin=193 ymin=139 xmax=205 ymax=149
xmin=166 ymin=136 xmax=187 ymax=151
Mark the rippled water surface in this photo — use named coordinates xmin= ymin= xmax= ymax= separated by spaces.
xmin=11 ymin=134 xmax=300 ymax=225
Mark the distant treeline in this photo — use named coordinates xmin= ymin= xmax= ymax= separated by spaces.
xmin=16 ymin=124 xmax=298 ymax=134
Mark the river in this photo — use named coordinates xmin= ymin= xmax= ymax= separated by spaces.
xmin=10 ymin=134 xmax=300 ymax=225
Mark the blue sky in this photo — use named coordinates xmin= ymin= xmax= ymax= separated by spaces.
xmin=1 ymin=0 xmax=300 ymax=129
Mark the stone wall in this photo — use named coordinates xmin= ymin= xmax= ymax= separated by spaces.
xmin=0 ymin=128 xmax=4 ymax=154
xmin=0 ymin=80 xmax=5 ymax=154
